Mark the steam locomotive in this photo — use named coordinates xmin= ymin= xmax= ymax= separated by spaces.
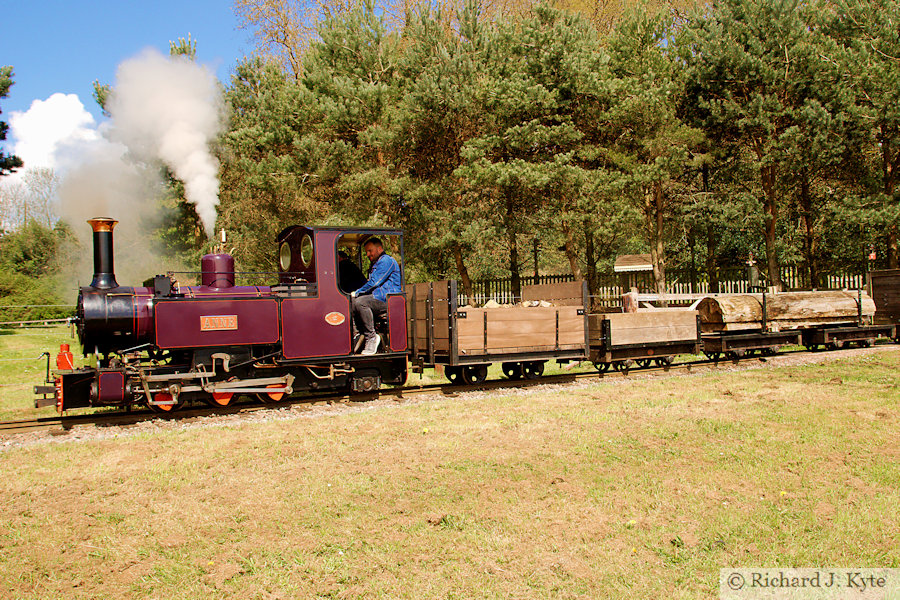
xmin=36 ymin=218 xmax=409 ymax=413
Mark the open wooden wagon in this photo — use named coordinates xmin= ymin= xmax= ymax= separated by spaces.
xmin=407 ymin=279 xmax=707 ymax=381
xmin=587 ymin=309 xmax=702 ymax=372
xmin=406 ymin=280 xmax=589 ymax=384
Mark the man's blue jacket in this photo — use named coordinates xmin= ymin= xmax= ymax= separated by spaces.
xmin=355 ymin=253 xmax=401 ymax=302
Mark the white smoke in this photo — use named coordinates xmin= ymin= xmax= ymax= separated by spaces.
xmin=106 ymin=48 xmax=224 ymax=238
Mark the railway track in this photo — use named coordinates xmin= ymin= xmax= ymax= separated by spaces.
xmin=0 ymin=345 xmax=887 ymax=438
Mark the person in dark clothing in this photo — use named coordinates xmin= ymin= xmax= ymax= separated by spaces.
xmin=338 ymin=250 xmax=367 ymax=294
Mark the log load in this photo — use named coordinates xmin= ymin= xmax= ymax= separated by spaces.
xmin=697 ymin=291 xmax=876 ymax=333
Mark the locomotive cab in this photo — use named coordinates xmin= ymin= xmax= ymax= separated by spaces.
xmin=276 ymin=226 xmax=407 ymax=357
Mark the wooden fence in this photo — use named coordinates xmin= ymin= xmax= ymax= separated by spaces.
xmin=461 ymin=266 xmax=869 ymax=306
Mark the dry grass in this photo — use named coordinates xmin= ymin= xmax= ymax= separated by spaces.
xmin=0 ymin=348 xmax=898 ymax=599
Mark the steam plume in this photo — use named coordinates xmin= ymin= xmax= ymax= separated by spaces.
xmin=106 ymin=49 xmax=224 ymax=238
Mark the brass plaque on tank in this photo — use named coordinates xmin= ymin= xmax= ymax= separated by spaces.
xmin=200 ymin=315 xmax=238 ymax=331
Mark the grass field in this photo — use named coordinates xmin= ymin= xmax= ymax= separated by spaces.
xmin=0 ymin=333 xmax=897 ymax=598
xmin=0 ymin=325 xmax=80 ymax=421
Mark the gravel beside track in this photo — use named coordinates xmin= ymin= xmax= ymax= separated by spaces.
xmin=2 ymin=344 xmax=896 ymax=452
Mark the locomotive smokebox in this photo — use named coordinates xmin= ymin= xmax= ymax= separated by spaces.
xmin=88 ymin=217 xmax=119 ymax=290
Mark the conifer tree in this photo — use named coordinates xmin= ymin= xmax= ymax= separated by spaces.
xmin=0 ymin=66 xmax=23 ymax=177
xmin=681 ymin=0 xmax=824 ymax=290
xmin=822 ymin=0 xmax=900 ymax=268
xmin=603 ymin=6 xmax=703 ymax=298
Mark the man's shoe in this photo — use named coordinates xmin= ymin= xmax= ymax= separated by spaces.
xmin=361 ymin=335 xmax=381 ymax=355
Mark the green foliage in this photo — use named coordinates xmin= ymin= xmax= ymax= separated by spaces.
xmin=169 ymin=34 xmax=198 ymax=59
xmin=0 ymin=222 xmax=77 ymax=323
xmin=91 ymin=80 xmax=111 ymax=117
xmin=1 ymin=65 xmax=24 ymax=176
xmin=216 ymin=0 xmax=899 ymax=292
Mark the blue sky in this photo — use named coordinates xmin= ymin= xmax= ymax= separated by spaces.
xmin=2 ymin=0 xmax=251 ymax=122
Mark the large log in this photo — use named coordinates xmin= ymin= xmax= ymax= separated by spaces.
xmin=697 ymin=291 xmax=876 ymax=332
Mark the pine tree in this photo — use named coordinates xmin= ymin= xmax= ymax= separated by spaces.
xmin=603 ymin=6 xmax=704 ymax=298
xmin=822 ymin=0 xmax=900 ymax=268
xmin=681 ymin=0 xmax=826 ymax=290
xmin=0 ymin=66 xmax=23 ymax=177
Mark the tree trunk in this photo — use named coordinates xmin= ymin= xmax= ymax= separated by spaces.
xmin=644 ymin=181 xmax=667 ymax=306
xmin=583 ymin=218 xmax=598 ymax=300
xmin=508 ymin=228 xmax=521 ymax=301
xmin=889 ymin=228 xmax=899 ymax=269
xmin=882 ymin=125 xmax=898 ymax=268
xmin=560 ymin=220 xmax=582 ymax=280
xmin=799 ymin=168 xmax=818 ymax=288
xmin=452 ymin=242 xmax=474 ymax=306
xmin=761 ymin=164 xmax=782 ymax=290
xmin=505 ymin=193 xmax=521 ymax=300
xmin=706 ymin=223 xmax=719 ymax=293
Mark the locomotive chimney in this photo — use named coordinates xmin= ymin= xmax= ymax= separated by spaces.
xmin=87 ymin=217 xmax=119 ymax=289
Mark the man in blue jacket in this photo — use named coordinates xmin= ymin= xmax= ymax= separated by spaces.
xmin=350 ymin=237 xmax=402 ymax=355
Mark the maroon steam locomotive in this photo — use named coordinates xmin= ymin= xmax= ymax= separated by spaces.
xmin=36 ymin=218 xmax=409 ymax=413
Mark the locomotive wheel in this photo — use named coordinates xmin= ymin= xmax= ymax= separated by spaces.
xmin=207 ymin=391 xmax=234 ymax=407
xmin=445 ymin=366 xmax=463 ymax=385
xmin=594 ymin=362 xmax=611 ymax=373
xmin=522 ymin=361 xmax=545 ymax=379
xmin=502 ymin=362 xmax=523 ymax=380
xmin=148 ymin=391 xmax=182 ymax=413
xmin=256 ymin=384 xmax=286 ymax=403
xmin=461 ymin=365 xmax=489 ymax=385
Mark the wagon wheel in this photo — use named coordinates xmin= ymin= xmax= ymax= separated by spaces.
xmin=654 ymin=356 xmax=673 ymax=368
xmin=613 ymin=361 xmax=630 ymax=374
xmin=860 ymin=339 xmax=873 ymax=348
xmin=445 ymin=366 xmax=463 ymax=385
xmin=594 ymin=362 xmax=611 ymax=373
xmin=804 ymin=343 xmax=819 ymax=351
xmin=502 ymin=362 xmax=523 ymax=380
xmin=703 ymin=352 xmax=721 ymax=362
xmin=636 ymin=358 xmax=653 ymax=369
xmin=148 ymin=391 xmax=183 ymax=413
xmin=207 ymin=391 xmax=235 ymax=407
xmin=522 ymin=361 xmax=545 ymax=380
xmin=461 ymin=365 xmax=489 ymax=385
xmin=725 ymin=350 xmax=744 ymax=361
xmin=256 ymin=384 xmax=287 ymax=403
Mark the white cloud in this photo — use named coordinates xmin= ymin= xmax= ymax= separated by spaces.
xmin=8 ymin=93 xmax=103 ymax=176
